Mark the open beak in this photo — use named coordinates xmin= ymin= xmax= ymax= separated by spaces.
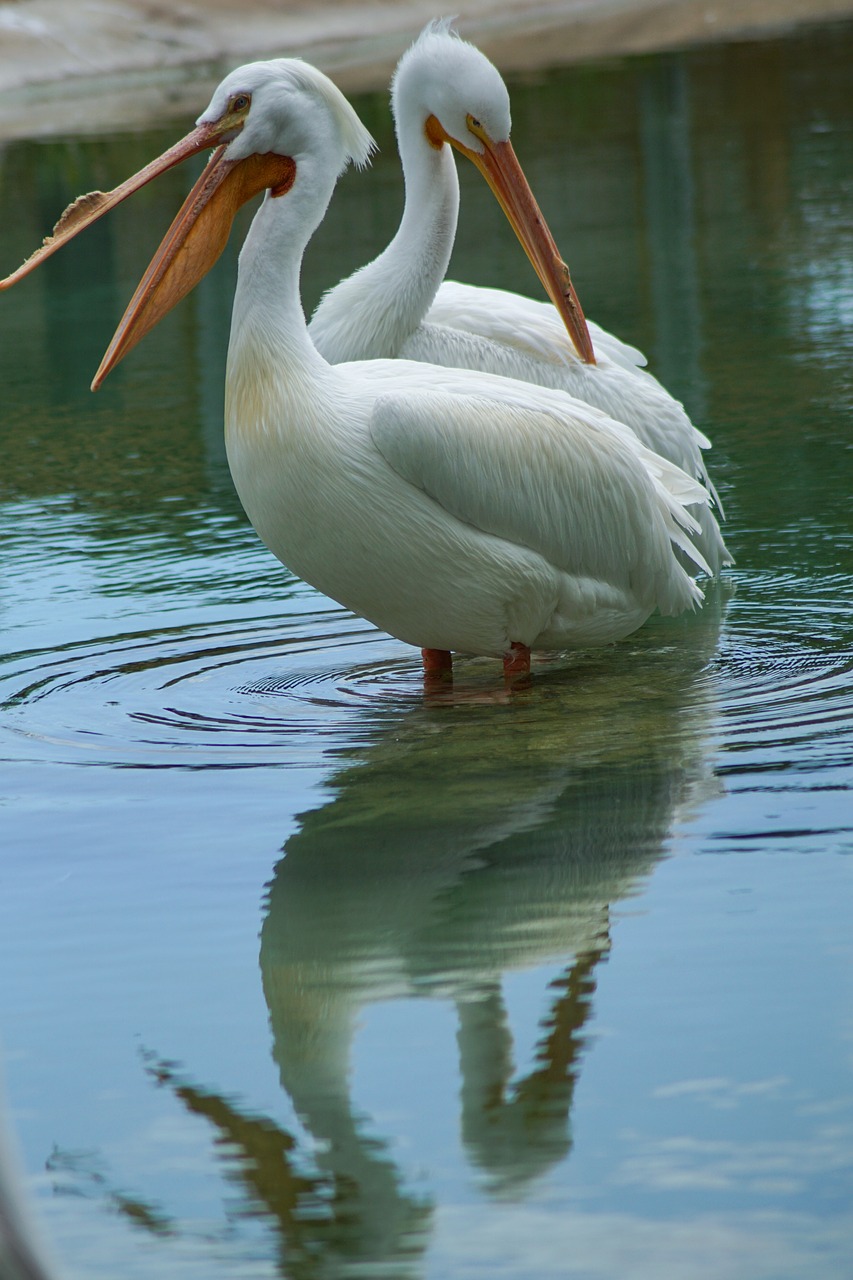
xmin=0 ymin=109 xmax=294 ymax=389
xmin=91 ymin=148 xmax=294 ymax=389
xmin=427 ymin=116 xmax=596 ymax=365
xmin=0 ymin=119 xmax=230 ymax=291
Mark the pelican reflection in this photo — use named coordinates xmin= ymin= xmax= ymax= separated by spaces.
xmin=260 ymin=594 xmax=727 ymax=1218
xmin=149 ymin=589 xmax=727 ymax=1275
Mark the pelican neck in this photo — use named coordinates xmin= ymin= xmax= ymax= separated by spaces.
xmin=308 ymin=118 xmax=460 ymax=362
xmin=390 ymin=112 xmax=460 ymax=297
xmin=232 ymin=184 xmax=331 ymax=378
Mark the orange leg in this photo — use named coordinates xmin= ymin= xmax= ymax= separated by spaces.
xmin=421 ymin=647 xmax=453 ymax=679
xmin=503 ymin=642 xmax=531 ymax=681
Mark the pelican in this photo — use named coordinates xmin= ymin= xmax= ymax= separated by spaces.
xmin=309 ymin=21 xmax=731 ymax=573
xmin=1 ymin=60 xmax=712 ymax=680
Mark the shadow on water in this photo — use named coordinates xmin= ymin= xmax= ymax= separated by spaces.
xmin=119 ymin=589 xmax=729 ymax=1276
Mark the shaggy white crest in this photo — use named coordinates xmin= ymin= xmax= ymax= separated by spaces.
xmin=392 ymin=19 xmax=512 ymax=149
xmin=199 ymin=58 xmax=376 ymax=174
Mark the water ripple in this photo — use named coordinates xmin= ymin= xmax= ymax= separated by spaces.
xmin=0 ymin=607 xmax=423 ymax=768
xmin=2 ymin=575 xmax=852 ymax=785
xmin=711 ymin=572 xmax=853 ymax=783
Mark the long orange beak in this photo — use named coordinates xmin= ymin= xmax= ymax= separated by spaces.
xmin=0 ymin=119 xmax=229 ymax=291
xmin=0 ymin=108 xmax=294 ymax=390
xmin=426 ymin=115 xmax=596 ymax=365
xmin=92 ymin=149 xmax=295 ymax=388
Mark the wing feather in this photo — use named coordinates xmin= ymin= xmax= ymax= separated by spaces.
xmin=429 ymin=280 xmax=649 ymax=372
xmin=368 ymin=382 xmax=709 ymax=613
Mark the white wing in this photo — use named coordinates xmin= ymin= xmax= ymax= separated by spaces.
xmin=367 ymin=376 xmax=709 ymax=618
xmin=428 ymin=280 xmax=648 ymax=372
xmin=316 ymin=273 xmax=731 ymax=575
xmin=412 ymin=282 xmax=732 ymax=574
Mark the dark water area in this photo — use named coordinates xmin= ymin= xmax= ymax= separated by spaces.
xmin=1 ymin=20 xmax=852 ymax=1279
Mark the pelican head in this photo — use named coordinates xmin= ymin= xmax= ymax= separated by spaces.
xmin=91 ymin=60 xmax=375 ymax=387
xmin=390 ymin=20 xmax=595 ymax=365
xmin=392 ymin=18 xmax=512 ymax=155
xmin=201 ymin=59 xmax=375 ymax=176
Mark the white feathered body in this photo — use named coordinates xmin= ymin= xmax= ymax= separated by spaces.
xmin=228 ymin=195 xmax=708 ymax=659
xmin=308 ymin=22 xmax=732 ymax=575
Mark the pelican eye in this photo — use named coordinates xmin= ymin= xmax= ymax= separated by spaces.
xmin=466 ymin=113 xmax=488 ymax=144
xmin=230 ymin=93 xmax=251 ymax=113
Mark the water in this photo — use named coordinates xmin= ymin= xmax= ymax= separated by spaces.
xmin=1 ymin=20 xmax=852 ymax=1279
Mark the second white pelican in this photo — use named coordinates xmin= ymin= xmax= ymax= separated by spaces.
xmin=2 ymin=60 xmax=712 ymax=680
xmin=309 ymin=21 xmax=732 ymax=574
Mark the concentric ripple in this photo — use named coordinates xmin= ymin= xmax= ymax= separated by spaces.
xmin=710 ymin=571 xmax=853 ymax=786
xmin=2 ymin=571 xmax=852 ymax=785
xmin=0 ymin=605 xmax=427 ymax=768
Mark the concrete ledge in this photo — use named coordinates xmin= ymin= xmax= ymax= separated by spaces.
xmin=1 ymin=0 xmax=852 ymax=139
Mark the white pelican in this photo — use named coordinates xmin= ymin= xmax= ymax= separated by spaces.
xmin=1 ymin=60 xmax=712 ymax=680
xmin=309 ymin=21 xmax=731 ymax=573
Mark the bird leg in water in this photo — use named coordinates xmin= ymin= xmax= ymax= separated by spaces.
xmin=503 ymin=642 xmax=531 ymax=681
xmin=421 ymin=648 xmax=454 ymax=680
xmin=422 ymin=644 xmax=530 ymax=683
xmin=422 ymin=647 xmax=453 ymax=677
